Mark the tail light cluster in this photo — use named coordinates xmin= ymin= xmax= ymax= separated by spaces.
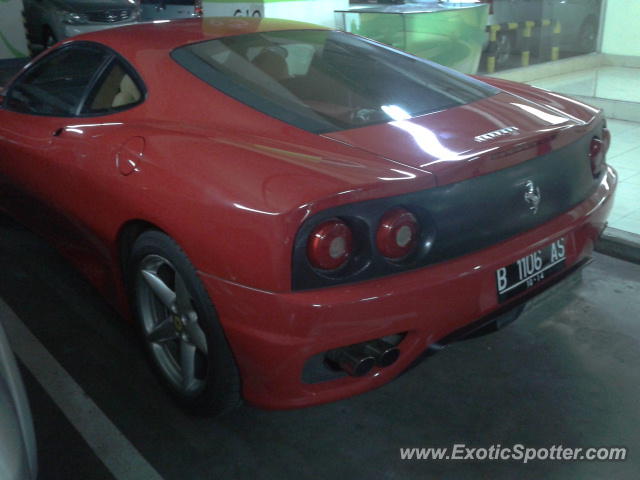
xmin=589 ymin=125 xmax=610 ymax=177
xmin=307 ymin=220 xmax=353 ymax=270
xmin=376 ymin=208 xmax=419 ymax=260
xmin=306 ymin=208 xmax=421 ymax=272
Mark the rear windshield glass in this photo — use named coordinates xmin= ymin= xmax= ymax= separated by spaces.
xmin=172 ymin=30 xmax=499 ymax=133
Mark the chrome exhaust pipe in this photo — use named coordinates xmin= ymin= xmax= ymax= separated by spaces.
xmin=362 ymin=339 xmax=400 ymax=367
xmin=326 ymin=345 xmax=376 ymax=377
xmin=326 ymin=339 xmax=401 ymax=376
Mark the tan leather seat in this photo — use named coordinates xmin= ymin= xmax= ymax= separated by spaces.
xmin=112 ymin=74 xmax=141 ymax=108
xmin=91 ymin=65 xmax=124 ymax=110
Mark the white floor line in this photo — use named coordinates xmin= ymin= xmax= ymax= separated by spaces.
xmin=0 ymin=300 xmax=164 ymax=480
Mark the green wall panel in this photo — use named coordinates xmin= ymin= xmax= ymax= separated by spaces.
xmin=338 ymin=3 xmax=489 ymax=74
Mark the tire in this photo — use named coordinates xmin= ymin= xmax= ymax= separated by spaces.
xmin=128 ymin=230 xmax=241 ymax=416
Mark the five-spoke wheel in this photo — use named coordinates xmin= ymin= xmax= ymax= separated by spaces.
xmin=130 ymin=231 xmax=241 ymax=415
xmin=137 ymin=254 xmax=208 ymax=396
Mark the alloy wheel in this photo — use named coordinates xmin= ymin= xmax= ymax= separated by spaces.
xmin=136 ymin=254 xmax=209 ymax=396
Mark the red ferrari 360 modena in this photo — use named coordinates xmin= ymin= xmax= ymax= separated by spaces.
xmin=0 ymin=18 xmax=616 ymax=414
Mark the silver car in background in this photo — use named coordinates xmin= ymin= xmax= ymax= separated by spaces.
xmin=0 ymin=301 xmax=37 ymax=480
xmin=140 ymin=0 xmax=203 ymax=21
xmin=23 ymin=0 xmax=141 ymax=55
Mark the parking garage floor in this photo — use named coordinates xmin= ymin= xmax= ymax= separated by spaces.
xmin=1 ymin=214 xmax=639 ymax=480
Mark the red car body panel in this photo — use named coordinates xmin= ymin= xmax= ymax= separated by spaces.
xmin=203 ymin=177 xmax=614 ymax=408
xmin=0 ymin=18 xmax=616 ymax=409
xmin=324 ymin=89 xmax=600 ymax=187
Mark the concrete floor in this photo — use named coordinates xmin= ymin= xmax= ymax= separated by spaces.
xmin=0 ymin=214 xmax=639 ymax=480
xmin=530 ymin=66 xmax=640 ymax=103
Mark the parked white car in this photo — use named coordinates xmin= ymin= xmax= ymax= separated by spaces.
xmin=140 ymin=0 xmax=203 ymax=21
xmin=23 ymin=0 xmax=141 ymax=55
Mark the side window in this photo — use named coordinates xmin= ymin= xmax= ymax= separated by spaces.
xmin=84 ymin=61 xmax=143 ymax=114
xmin=6 ymin=46 xmax=109 ymax=116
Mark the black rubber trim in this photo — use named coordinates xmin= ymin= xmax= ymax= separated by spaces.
xmin=292 ymin=124 xmax=605 ymax=290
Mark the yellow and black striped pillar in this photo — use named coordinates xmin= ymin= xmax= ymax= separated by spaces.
xmin=486 ymin=24 xmax=502 ymax=74
xmin=551 ymin=20 xmax=562 ymax=61
xmin=521 ymin=20 xmax=535 ymax=67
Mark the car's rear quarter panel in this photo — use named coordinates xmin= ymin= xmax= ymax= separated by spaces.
xmin=200 ymin=163 xmax=615 ymax=408
xmin=73 ymin=47 xmax=438 ymax=295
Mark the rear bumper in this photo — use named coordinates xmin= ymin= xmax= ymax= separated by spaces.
xmin=200 ymin=166 xmax=617 ymax=409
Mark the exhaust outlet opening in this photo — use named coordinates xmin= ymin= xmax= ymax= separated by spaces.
xmin=325 ymin=338 xmax=401 ymax=376
xmin=326 ymin=346 xmax=376 ymax=377
xmin=363 ymin=339 xmax=400 ymax=367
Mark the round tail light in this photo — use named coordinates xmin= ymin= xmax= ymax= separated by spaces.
xmin=376 ymin=208 xmax=419 ymax=260
xmin=307 ymin=219 xmax=353 ymax=270
xmin=589 ymin=136 xmax=605 ymax=177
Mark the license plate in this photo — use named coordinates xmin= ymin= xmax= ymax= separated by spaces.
xmin=496 ymin=238 xmax=566 ymax=303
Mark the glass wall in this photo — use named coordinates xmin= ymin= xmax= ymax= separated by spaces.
xmin=347 ymin=1 xmax=604 ymax=73
xmin=459 ymin=0 xmax=604 ymax=73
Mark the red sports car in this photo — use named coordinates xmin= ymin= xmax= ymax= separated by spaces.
xmin=0 ymin=18 xmax=616 ymax=414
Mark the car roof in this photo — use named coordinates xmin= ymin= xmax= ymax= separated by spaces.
xmin=74 ymin=17 xmax=330 ymax=52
